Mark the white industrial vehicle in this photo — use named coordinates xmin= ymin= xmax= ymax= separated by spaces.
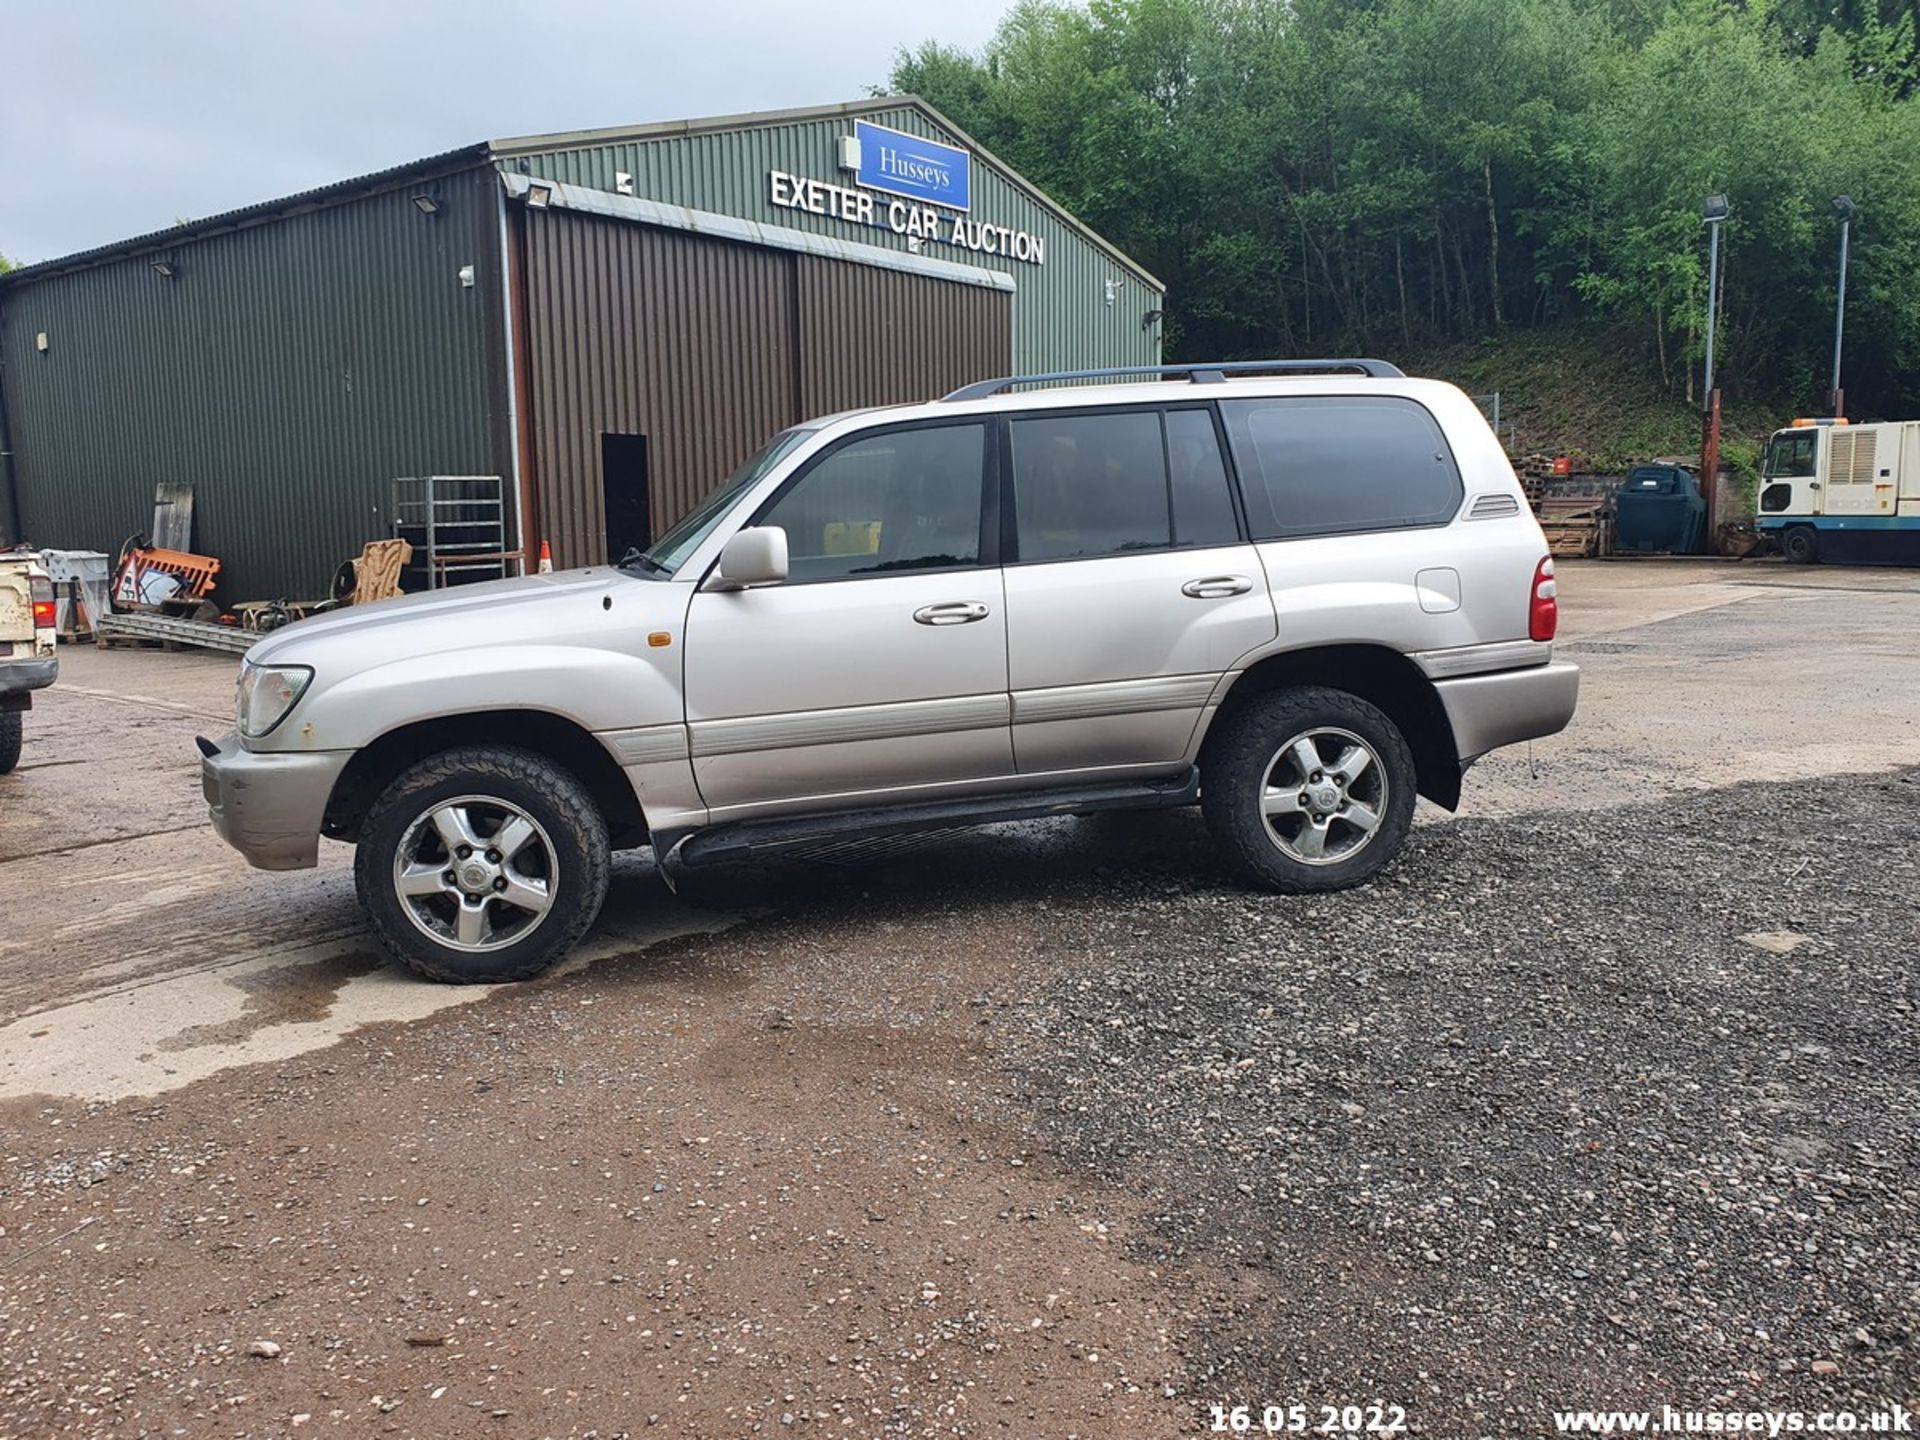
xmin=1757 ymin=417 xmax=1920 ymax=564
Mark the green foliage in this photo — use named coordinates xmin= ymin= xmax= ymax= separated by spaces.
xmin=892 ymin=0 xmax=1920 ymax=422
xmin=0 ymin=253 xmax=16 ymax=275
xmin=1403 ymin=323 xmax=1771 ymax=467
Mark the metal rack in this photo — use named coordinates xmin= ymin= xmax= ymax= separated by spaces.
xmin=96 ymin=611 xmax=256 ymax=654
xmin=390 ymin=475 xmax=523 ymax=589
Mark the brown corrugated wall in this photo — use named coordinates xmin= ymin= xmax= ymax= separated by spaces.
xmin=521 ymin=210 xmax=796 ymax=568
xmin=793 ymin=255 xmax=1010 ymax=416
xmin=520 ymin=210 xmax=1011 ymax=568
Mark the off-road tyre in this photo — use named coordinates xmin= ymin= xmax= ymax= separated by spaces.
xmin=1201 ymin=685 xmax=1418 ymax=893
xmin=0 ymin=712 xmax=21 ymax=775
xmin=355 ymin=745 xmax=611 ymax=984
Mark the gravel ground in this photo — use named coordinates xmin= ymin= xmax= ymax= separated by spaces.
xmin=0 ymin=836 xmax=1195 ymax=1440
xmin=3 ymin=775 xmax=1915 ymax=1437
xmin=1000 ymin=774 xmax=1920 ymax=1431
xmin=5 ymin=566 xmax=1920 ymax=1437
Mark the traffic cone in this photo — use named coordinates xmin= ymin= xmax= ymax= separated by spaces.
xmin=537 ymin=539 xmax=553 ymax=574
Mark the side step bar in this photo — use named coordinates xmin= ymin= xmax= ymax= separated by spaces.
xmin=664 ymin=767 xmax=1200 ymax=870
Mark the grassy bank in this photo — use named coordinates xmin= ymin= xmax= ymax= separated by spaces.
xmin=1400 ymin=324 xmax=1784 ymax=481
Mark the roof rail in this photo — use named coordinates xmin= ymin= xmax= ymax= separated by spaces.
xmin=941 ymin=358 xmax=1404 ymax=402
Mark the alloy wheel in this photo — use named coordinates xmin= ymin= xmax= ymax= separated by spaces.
xmin=392 ymin=795 xmax=558 ymax=953
xmin=1258 ymin=727 xmax=1390 ymax=866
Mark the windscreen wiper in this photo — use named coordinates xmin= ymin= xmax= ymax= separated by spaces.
xmin=618 ymin=548 xmax=669 ymax=576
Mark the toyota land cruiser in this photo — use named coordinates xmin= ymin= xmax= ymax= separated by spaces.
xmin=199 ymin=360 xmax=1578 ymax=982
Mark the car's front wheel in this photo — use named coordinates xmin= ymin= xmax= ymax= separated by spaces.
xmin=1201 ymin=685 xmax=1417 ymax=892
xmin=354 ymin=746 xmax=611 ymax=983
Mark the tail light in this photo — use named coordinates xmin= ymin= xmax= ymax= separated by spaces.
xmin=30 ymin=575 xmax=56 ymax=632
xmin=1529 ymin=556 xmax=1558 ymax=642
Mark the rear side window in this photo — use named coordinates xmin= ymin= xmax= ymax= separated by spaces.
xmin=1009 ymin=407 xmax=1243 ymax=562
xmin=1221 ymin=396 xmax=1463 ymax=540
xmin=1012 ymin=411 xmax=1168 ymax=561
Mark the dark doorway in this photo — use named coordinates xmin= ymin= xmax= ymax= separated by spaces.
xmin=601 ymin=433 xmax=651 ymax=564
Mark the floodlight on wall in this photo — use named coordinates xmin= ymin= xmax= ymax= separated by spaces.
xmin=151 ymin=259 xmax=176 ymax=278
xmin=1141 ymin=308 xmax=1164 ymax=331
xmin=614 ymin=171 xmax=634 ymax=196
xmin=525 ymin=182 xmax=554 ymax=210
xmin=412 ymin=194 xmax=442 ymax=216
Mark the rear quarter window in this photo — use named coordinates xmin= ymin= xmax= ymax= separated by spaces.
xmin=1221 ymin=395 xmax=1464 ymax=540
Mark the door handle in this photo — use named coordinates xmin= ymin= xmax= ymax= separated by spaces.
xmin=1181 ymin=575 xmax=1254 ymax=599
xmin=912 ymin=601 xmax=990 ymax=626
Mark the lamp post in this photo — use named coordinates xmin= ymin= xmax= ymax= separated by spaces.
xmin=1701 ymin=194 xmax=1728 ymax=396
xmin=1831 ymin=195 xmax=1854 ymax=418
xmin=1699 ymin=194 xmax=1730 ymax=539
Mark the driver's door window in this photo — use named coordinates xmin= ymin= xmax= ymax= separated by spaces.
xmin=759 ymin=424 xmax=985 ymax=582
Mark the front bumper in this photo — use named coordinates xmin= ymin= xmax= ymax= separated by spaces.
xmin=198 ymin=730 xmax=350 ymax=871
xmin=1435 ymin=661 xmax=1580 ymax=763
xmin=0 ymin=656 xmax=58 ymax=703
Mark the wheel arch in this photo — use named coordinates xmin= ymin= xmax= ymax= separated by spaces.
xmin=1201 ymin=644 xmax=1463 ymax=811
xmin=324 ymin=711 xmax=649 ymax=849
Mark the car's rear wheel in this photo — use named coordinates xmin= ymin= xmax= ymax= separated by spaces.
xmin=1201 ymin=685 xmax=1417 ymax=892
xmin=354 ymin=745 xmax=610 ymax=983
xmin=0 ymin=712 xmax=20 ymax=775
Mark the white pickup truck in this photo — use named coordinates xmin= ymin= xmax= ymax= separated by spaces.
xmin=0 ymin=550 xmax=58 ymax=773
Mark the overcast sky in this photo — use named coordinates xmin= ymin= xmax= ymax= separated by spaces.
xmin=4 ymin=1 xmax=1002 ymax=265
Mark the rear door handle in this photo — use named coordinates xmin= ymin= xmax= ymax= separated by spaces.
xmin=912 ymin=601 xmax=991 ymax=626
xmin=1181 ymin=575 xmax=1254 ymax=599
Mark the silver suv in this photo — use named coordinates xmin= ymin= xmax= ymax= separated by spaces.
xmin=199 ymin=360 xmax=1578 ymax=983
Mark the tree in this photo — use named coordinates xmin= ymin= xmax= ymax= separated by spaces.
xmin=890 ymin=0 xmax=1920 ymax=413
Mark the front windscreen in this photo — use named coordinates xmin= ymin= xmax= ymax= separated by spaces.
xmin=626 ymin=427 xmax=818 ymax=577
xmin=1763 ymin=431 xmax=1818 ymax=479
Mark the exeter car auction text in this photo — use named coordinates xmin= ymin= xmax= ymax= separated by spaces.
xmin=768 ymin=170 xmax=1047 ymax=265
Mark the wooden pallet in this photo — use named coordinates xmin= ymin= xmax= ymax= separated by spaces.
xmin=1541 ymin=508 xmax=1607 ymax=558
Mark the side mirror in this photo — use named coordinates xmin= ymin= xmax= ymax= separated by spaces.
xmin=708 ymin=526 xmax=788 ymax=590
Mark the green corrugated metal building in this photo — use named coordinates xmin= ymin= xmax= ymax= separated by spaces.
xmin=0 ymin=98 xmax=1164 ymax=601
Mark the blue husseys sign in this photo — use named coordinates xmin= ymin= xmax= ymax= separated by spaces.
xmin=765 ymin=119 xmax=1047 ymax=264
xmin=855 ymin=120 xmax=970 ymax=212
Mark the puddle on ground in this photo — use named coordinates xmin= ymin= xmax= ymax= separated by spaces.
xmin=0 ymin=907 xmax=741 ymax=1104
xmin=155 ymin=951 xmax=384 ymax=1051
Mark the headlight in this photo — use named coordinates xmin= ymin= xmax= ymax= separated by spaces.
xmin=235 ymin=663 xmax=314 ymax=738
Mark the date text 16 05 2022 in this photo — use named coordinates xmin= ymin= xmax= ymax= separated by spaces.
xmin=1208 ymin=1403 xmax=1410 ymax=1437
